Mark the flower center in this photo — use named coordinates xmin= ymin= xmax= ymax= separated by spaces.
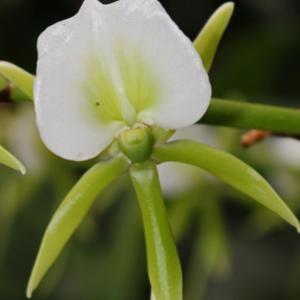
xmin=118 ymin=124 xmax=154 ymax=163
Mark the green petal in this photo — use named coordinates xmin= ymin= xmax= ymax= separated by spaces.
xmin=130 ymin=161 xmax=182 ymax=300
xmin=0 ymin=61 xmax=35 ymax=101
xmin=26 ymin=155 xmax=129 ymax=298
xmin=0 ymin=145 xmax=26 ymax=174
xmin=152 ymin=140 xmax=300 ymax=232
xmin=194 ymin=2 xmax=234 ymax=71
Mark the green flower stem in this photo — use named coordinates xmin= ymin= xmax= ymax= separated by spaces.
xmin=130 ymin=161 xmax=182 ymax=300
xmin=201 ymin=98 xmax=300 ymax=135
xmin=26 ymin=154 xmax=129 ymax=298
xmin=152 ymin=140 xmax=300 ymax=231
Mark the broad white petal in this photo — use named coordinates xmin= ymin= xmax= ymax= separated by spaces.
xmin=106 ymin=0 xmax=212 ymax=129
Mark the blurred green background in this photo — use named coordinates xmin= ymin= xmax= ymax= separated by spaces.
xmin=1 ymin=1 xmax=300 ymax=300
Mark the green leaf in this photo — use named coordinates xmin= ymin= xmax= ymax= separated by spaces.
xmin=130 ymin=161 xmax=182 ymax=300
xmin=0 ymin=61 xmax=34 ymax=101
xmin=194 ymin=2 xmax=234 ymax=71
xmin=0 ymin=145 xmax=26 ymax=174
xmin=26 ymin=155 xmax=129 ymax=298
xmin=152 ymin=140 xmax=300 ymax=232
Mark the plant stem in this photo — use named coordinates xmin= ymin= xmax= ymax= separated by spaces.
xmin=201 ymin=98 xmax=300 ymax=135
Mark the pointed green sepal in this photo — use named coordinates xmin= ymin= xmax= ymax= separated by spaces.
xmin=152 ymin=140 xmax=300 ymax=232
xmin=0 ymin=145 xmax=26 ymax=174
xmin=194 ymin=2 xmax=234 ymax=71
xmin=130 ymin=161 xmax=182 ymax=300
xmin=0 ymin=61 xmax=35 ymax=101
xmin=26 ymin=155 xmax=129 ymax=298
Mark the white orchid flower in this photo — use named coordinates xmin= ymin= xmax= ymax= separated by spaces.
xmin=34 ymin=0 xmax=211 ymax=161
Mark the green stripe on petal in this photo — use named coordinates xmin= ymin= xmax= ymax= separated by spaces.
xmin=152 ymin=140 xmax=300 ymax=232
xmin=26 ymin=155 xmax=129 ymax=298
xmin=83 ymin=54 xmax=124 ymax=122
xmin=194 ymin=2 xmax=234 ymax=71
xmin=0 ymin=145 xmax=26 ymax=174
xmin=115 ymin=42 xmax=162 ymax=114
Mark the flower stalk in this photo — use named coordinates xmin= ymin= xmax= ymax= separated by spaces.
xmin=130 ymin=161 xmax=182 ymax=300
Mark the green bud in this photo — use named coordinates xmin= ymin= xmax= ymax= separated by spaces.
xmin=118 ymin=125 xmax=154 ymax=163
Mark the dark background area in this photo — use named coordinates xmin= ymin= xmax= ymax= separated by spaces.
xmin=1 ymin=1 xmax=300 ymax=300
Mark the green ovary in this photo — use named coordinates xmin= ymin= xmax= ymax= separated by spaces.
xmin=83 ymin=43 xmax=162 ymax=125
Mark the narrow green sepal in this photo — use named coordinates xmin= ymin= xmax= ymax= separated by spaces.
xmin=0 ymin=61 xmax=35 ymax=101
xmin=26 ymin=155 xmax=129 ymax=298
xmin=130 ymin=161 xmax=182 ymax=300
xmin=194 ymin=2 xmax=234 ymax=71
xmin=0 ymin=145 xmax=26 ymax=174
xmin=152 ymin=140 xmax=300 ymax=232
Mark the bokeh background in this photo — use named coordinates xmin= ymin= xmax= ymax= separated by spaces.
xmin=1 ymin=1 xmax=300 ymax=300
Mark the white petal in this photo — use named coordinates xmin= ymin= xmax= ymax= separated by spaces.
xmin=107 ymin=0 xmax=212 ymax=129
